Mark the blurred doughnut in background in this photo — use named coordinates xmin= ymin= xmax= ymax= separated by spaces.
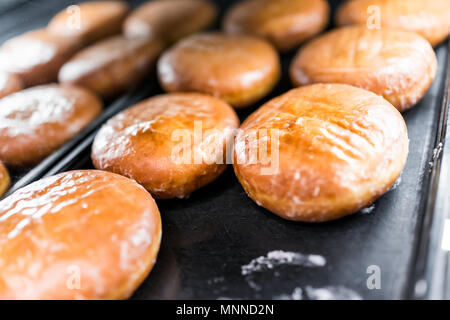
xmin=124 ymin=0 xmax=217 ymax=43
xmin=48 ymin=1 xmax=129 ymax=46
xmin=336 ymin=0 xmax=450 ymax=47
xmin=290 ymin=26 xmax=437 ymax=112
xmin=157 ymin=32 xmax=280 ymax=108
xmin=0 ymin=29 xmax=82 ymax=87
xmin=59 ymin=35 xmax=165 ymax=100
xmin=0 ymin=84 xmax=102 ymax=167
xmin=223 ymin=0 xmax=330 ymax=52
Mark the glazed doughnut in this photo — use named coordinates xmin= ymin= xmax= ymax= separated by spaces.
xmin=157 ymin=33 xmax=280 ymax=108
xmin=59 ymin=36 xmax=165 ymax=99
xmin=223 ymin=0 xmax=330 ymax=52
xmin=0 ymin=161 xmax=9 ymax=198
xmin=124 ymin=0 xmax=217 ymax=43
xmin=0 ymin=29 xmax=81 ymax=87
xmin=0 ymin=84 xmax=102 ymax=167
xmin=48 ymin=1 xmax=129 ymax=46
xmin=336 ymin=0 xmax=450 ymax=47
xmin=290 ymin=26 xmax=437 ymax=112
xmin=92 ymin=93 xmax=240 ymax=199
xmin=233 ymin=84 xmax=409 ymax=222
xmin=0 ymin=72 xmax=23 ymax=99
xmin=0 ymin=170 xmax=161 ymax=300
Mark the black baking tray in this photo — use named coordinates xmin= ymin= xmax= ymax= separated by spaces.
xmin=2 ymin=0 xmax=450 ymax=300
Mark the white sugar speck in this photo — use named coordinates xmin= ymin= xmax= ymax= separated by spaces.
xmin=389 ymin=176 xmax=402 ymax=191
xmin=360 ymin=204 xmax=376 ymax=215
xmin=305 ymin=286 xmax=362 ymax=300
xmin=274 ymin=287 xmax=303 ymax=300
xmin=275 ymin=286 xmax=361 ymax=300
xmin=241 ymin=250 xmax=326 ymax=276
xmin=308 ymin=254 xmax=326 ymax=266
xmin=130 ymin=228 xmax=150 ymax=247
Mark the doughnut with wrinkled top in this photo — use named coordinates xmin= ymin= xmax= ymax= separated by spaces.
xmin=234 ymin=84 xmax=409 ymax=222
xmin=290 ymin=26 xmax=437 ymax=112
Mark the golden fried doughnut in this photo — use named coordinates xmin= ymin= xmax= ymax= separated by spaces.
xmin=233 ymin=84 xmax=409 ymax=222
xmin=124 ymin=0 xmax=217 ymax=43
xmin=0 ymin=72 xmax=23 ymax=99
xmin=0 ymin=84 xmax=102 ymax=167
xmin=59 ymin=36 xmax=165 ymax=99
xmin=157 ymin=33 xmax=280 ymax=108
xmin=92 ymin=93 xmax=239 ymax=199
xmin=336 ymin=0 xmax=450 ymax=47
xmin=0 ymin=29 xmax=81 ymax=87
xmin=0 ymin=170 xmax=161 ymax=300
xmin=0 ymin=161 xmax=9 ymax=198
xmin=223 ymin=0 xmax=330 ymax=52
xmin=48 ymin=1 xmax=129 ymax=46
xmin=290 ymin=26 xmax=437 ymax=112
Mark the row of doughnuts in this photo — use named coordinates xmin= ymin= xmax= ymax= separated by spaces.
xmin=0 ymin=0 xmax=226 ymax=180
xmin=0 ymin=0 xmax=219 ymax=96
xmin=0 ymin=0 xmax=223 ymax=299
xmin=223 ymin=0 xmax=450 ymax=50
xmin=0 ymin=1 xmax=129 ymax=87
xmin=0 ymin=23 xmax=437 ymax=170
xmin=0 ymin=0 xmax=223 ymax=197
xmin=0 ymin=0 xmax=449 ymax=300
xmin=0 ymin=82 xmax=410 ymax=298
xmin=0 ymin=0 xmax=448 ymax=96
xmin=0 ymin=1 xmax=131 ymax=199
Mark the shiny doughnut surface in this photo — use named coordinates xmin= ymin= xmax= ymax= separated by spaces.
xmin=0 ymin=170 xmax=161 ymax=299
xmin=290 ymin=26 xmax=437 ymax=112
xmin=0 ymin=84 xmax=102 ymax=167
xmin=48 ymin=1 xmax=129 ymax=46
xmin=336 ymin=0 xmax=450 ymax=47
xmin=223 ymin=0 xmax=329 ymax=51
xmin=124 ymin=0 xmax=217 ymax=43
xmin=234 ymin=84 xmax=409 ymax=222
xmin=92 ymin=93 xmax=239 ymax=199
xmin=0 ymin=29 xmax=81 ymax=87
xmin=157 ymin=33 xmax=280 ymax=108
xmin=59 ymin=36 xmax=165 ymax=99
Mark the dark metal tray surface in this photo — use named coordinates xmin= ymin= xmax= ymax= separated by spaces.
xmin=1 ymin=0 xmax=449 ymax=300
